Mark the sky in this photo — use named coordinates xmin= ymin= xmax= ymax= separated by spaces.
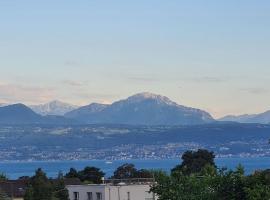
xmin=0 ymin=0 xmax=270 ymax=118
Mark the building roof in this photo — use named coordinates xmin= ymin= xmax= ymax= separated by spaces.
xmin=0 ymin=178 xmax=82 ymax=198
xmin=0 ymin=180 xmax=28 ymax=198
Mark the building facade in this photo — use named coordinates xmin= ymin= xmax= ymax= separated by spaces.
xmin=66 ymin=182 xmax=157 ymax=200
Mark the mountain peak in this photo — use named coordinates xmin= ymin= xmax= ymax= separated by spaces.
xmin=127 ymin=92 xmax=176 ymax=106
xmin=65 ymin=92 xmax=214 ymax=125
xmin=30 ymin=100 xmax=78 ymax=116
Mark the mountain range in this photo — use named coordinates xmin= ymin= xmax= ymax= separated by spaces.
xmin=0 ymin=103 xmax=75 ymax=125
xmin=65 ymin=92 xmax=214 ymax=125
xmin=219 ymin=111 xmax=270 ymax=124
xmin=0 ymin=92 xmax=269 ymax=125
xmin=0 ymin=92 xmax=214 ymax=125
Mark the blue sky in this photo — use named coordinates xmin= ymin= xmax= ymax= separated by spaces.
xmin=0 ymin=0 xmax=270 ymax=118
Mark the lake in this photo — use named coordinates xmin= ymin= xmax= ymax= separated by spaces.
xmin=0 ymin=157 xmax=270 ymax=179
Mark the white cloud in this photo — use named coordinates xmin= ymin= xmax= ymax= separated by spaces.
xmin=62 ymin=80 xmax=84 ymax=87
xmin=239 ymin=88 xmax=269 ymax=94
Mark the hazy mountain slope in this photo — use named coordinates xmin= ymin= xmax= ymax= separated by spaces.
xmin=65 ymin=103 xmax=109 ymax=122
xmin=219 ymin=114 xmax=256 ymax=123
xmin=0 ymin=104 xmax=77 ymax=125
xmin=246 ymin=111 xmax=270 ymax=124
xmin=30 ymin=100 xmax=78 ymax=116
xmin=0 ymin=104 xmax=43 ymax=124
xmin=220 ymin=111 xmax=270 ymax=124
xmin=66 ymin=92 xmax=214 ymax=125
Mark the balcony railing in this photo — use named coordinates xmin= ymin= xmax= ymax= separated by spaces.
xmin=104 ymin=178 xmax=155 ymax=185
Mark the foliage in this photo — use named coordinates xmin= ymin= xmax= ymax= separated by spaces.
xmin=152 ymin=150 xmax=270 ymax=200
xmin=65 ymin=168 xmax=78 ymax=179
xmin=78 ymin=166 xmax=105 ymax=184
xmin=0 ymin=173 xmax=8 ymax=181
xmin=112 ymin=163 xmax=153 ymax=179
xmin=24 ymin=168 xmax=53 ymax=200
xmin=52 ymin=173 xmax=69 ymax=200
xmin=152 ymin=165 xmax=218 ymax=200
xmin=65 ymin=166 xmax=105 ymax=184
xmin=172 ymin=149 xmax=216 ymax=175
xmin=113 ymin=163 xmax=138 ymax=179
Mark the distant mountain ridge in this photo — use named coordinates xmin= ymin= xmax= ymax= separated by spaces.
xmin=65 ymin=92 xmax=214 ymax=125
xmin=2 ymin=93 xmax=270 ymax=125
xmin=0 ymin=104 xmax=43 ymax=124
xmin=0 ymin=104 xmax=76 ymax=125
xmin=30 ymin=100 xmax=78 ymax=116
xmin=219 ymin=111 xmax=270 ymax=124
xmin=65 ymin=103 xmax=109 ymax=121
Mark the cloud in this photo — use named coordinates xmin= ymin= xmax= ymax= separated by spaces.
xmin=62 ymin=80 xmax=84 ymax=87
xmin=128 ymin=76 xmax=158 ymax=83
xmin=239 ymin=88 xmax=269 ymax=94
xmin=0 ymin=83 xmax=55 ymax=104
xmin=190 ymin=76 xmax=228 ymax=83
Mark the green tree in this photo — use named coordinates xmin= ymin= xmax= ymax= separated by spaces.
xmin=0 ymin=173 xmax=8 ymax=181
xmin=112 ymin=163 xmax=137 ymax=179
xmin=24 ymin=168 xmax=53 ymax=200
xmin=172 ymin=149 xmax=216 ymax=175
xmin=245 ymin=184 xmax=270 ymax=200
xmin=78 ymin=166 xmax=105 ymax=184
xmin=244 ymin=169 xmax=270 ymax=200
xmin=214 ymin=165 xmax=246 ymax=200
xmin=65 ymin=168 xmax=78 ymax=179
xmin=24 ymin=185 xmax=34 ymax=200
xmin=135 ymin=169 xmax=153 ymax=178
xmin=151 ymin=167 xmax=218 ymax=200
xmin=52 ymin=173 xmax=69 ymax=200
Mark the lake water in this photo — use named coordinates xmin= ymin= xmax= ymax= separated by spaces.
xmin=0 ymin=157 xmax=270 ymax=179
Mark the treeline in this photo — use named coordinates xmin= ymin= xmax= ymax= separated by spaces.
xmin=22 ymin=163 xmax=153 ymax=200
xmin=151 ymin=149 xmax=270 ymax=200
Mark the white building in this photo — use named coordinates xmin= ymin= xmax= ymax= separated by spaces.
xmin=66 ymin=179 xmax=157 ymax=200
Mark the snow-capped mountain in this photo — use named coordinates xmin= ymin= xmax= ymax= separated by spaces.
xmin=219 ymin=111 xmax=270 ymax=124
xmin=65 ymin=92 xmax=214 ymax=125
xmin=30 ymin=100 xmax=78 ymax=116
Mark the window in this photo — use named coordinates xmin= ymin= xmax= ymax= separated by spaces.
xmin=127 ymin=192 xmax=131 ymax=200
xmin=96 ymin=192 xmax=102 ymax=200
xmin=73 ymin=192 xmax=79 ymax=200
xmin=87 ymin=192 xmax=93 ymax=200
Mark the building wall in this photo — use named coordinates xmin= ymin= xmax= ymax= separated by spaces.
xmin=105 ymin=184 xmax=156 ymax=200
xmin=66 ymin=185 xmax=105 ymax=200
xmin=67 ymin=184 xmax=157 ymax=200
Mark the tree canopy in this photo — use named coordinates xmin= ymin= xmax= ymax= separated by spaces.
xmin=172 ymin=149 xmax=216 ymax=175
xmin=24 ymin=168 xmax=53 ymax=200
xmin=24 ymin=169 xmax=69 ymax=200
xmin=112 ymin=163 xmax=153 ymax=179
xmin=65 ymin=166 xmax=105 ymax=184
xmin=151 ymin=149 xmax=270 ymax=200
